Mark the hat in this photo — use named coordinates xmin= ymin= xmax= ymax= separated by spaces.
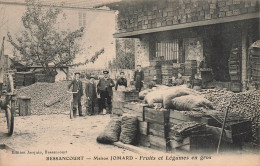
xmin=103 ymin=70 xmax=109 ymax=74
xmin=74 ymin=72 xmax=80 ymax=75
xmin=137 ymin=65 xmax=141 ymax=67
xmin=120 ymin=71 xmax=125 ymax=75
xmin=90 ymin=75 xmax=95 ymax=79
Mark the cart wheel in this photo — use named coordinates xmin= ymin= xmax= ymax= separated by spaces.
xmin=6 ymin=99 xmax=14 ymax=136
xmin=70 ymin=101 xmax=73 ymax=119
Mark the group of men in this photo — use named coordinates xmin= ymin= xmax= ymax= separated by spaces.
xmin=68 ymin=65 xmax=144 ymax=117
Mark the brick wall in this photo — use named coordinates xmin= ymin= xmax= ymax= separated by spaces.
xmin=116 ymin=0 xmax=259 ymax=33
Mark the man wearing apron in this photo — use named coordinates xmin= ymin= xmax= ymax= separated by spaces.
xmin=115 ymin=71 xmax=127 ymax=91
xmin=134 ymin=65 xmax=144 ymax=92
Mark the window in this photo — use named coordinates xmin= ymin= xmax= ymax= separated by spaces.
xmin=78 ymin=12 xmax=86 ymax=27
xmin=155 ymin=39 xmax=179 ymax=61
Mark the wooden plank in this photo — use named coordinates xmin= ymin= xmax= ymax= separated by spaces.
xmin=206 ymin=125 xmax=233 ymax=143
xmin=149 ymin=135 xmax=168 ymax=151
xmin=169 ymin=110 xmax=203 ymax=122
xmin=144 ymin=107 xmax=170 ymax=125
xmin=114 ymin=13 xmax=259 ymax=38
xmin=169 ymin=118 xmax=185 ymax=124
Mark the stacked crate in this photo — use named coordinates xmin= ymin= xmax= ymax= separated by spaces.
xmin=24 ymin=72 xmax=35 ymax=86
xmin=116 ymin=0 xmax=259 ymax=33
xmin=161 ymin=63 xmax=173 ymax=85
xmin=172 ymin=63 xmax=180 ymax=77
xmin=143 ymin=66 xmax=150 ymax=83
xmin=15 ymin=72 xmax=35 ymax=88
xmin=143 ymin=107 xmax=170 ymax=152
xmin=229 ymin=48 xmax=241 ymax=92
xmin=184 ymin=60 xmax=197 ymax=76
xmin=112 ymin=91 xmax=139 ymax=116
xmin=149 ymin=60 xmax=162 ymax=84
xmin=249 ymin=46 xmax=260 ymax=86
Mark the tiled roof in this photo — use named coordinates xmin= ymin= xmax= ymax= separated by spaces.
xmin=0 ymin=0 xmax=121 ymax=9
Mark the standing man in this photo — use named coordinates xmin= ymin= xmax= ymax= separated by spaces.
xmin=68 ymin=72 xmax=83 ymax=117
xmin=85 ymin=75 xmax=97 ymax=116
xmin=115 ymin=71 xmax=127 ymax=91
xmin=134 ymin=65 xmax=144 ymax=92
xmin=97 ymin=70 xmax=115 ymax=114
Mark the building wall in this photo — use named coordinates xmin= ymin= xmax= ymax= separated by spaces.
xmin=135 ymin=38 xmax=150 ymax=68
xmin=0 ymin=3 xmax=116 ymax=69
xmin=116 ymin=0 xmax=259 ymax=33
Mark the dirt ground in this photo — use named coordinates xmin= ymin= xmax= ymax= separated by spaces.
xmin=0 ymin=113 xmax=138 ymax=154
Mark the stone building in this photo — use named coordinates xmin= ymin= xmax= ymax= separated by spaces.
xmin=99 ymin=0 xmax=259 ymax=91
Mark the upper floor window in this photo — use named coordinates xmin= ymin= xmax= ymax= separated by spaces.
xmin=78 ymin=12 xmax=86 ymax=27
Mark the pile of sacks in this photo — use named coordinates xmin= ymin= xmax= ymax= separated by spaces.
xmin=141 ymin=86 xmax=213 ymax=111
xmin=97 ymin=114 xmax=138 ymax=145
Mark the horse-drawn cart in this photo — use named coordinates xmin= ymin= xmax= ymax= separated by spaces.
xmin=0 ymin=37 xmax=16 ymax=136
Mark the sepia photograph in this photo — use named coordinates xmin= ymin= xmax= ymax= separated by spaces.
xmin=0 ymin=0 xmax=259 ymax=166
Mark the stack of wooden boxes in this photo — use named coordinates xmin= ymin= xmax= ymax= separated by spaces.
xmin=249 ymin=44 xmax=260 ymax=89
xmin=144 ymin=107 xmax=170 ymax=151
xmin=116 ymin=0 xmax=258 ymax=33
xmin=112 ymin=90 xmax=140 ymax=116
xmin=184 ymin=60 xmax=197 ymax=76
xmin=161 ymin=62 xmax=173 ymax=85
xmin=229 ymin=48 xmax=241 ymax=92
xmin=15 ymin=72 xmax=35 ymax=88
xmin=112 ymin=101 xmax=252 ymax=153
xmin=149 ymin=60 xmax=162 ymax=84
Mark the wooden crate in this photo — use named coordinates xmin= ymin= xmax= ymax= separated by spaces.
xmin=169 ymin=110 xmax=204 ymax=124
xmin=113 ymin=91 xmax=139 ymax=102
xmin=149 ymin=135 xmax=169 ymax=152
xmin=113 ymin=101 xmax=125 ymax=109
xmin=149 ymin=122 xmax=168 ymax=138
xmin=230 ymin=82 xmax=241 ymax=92
xmin=144 ymin=107 xmax=170 ymax=125
xmin=170 ymin=134 xmax=216 ymax=153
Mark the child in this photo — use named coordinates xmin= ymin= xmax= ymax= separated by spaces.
xmin=175 ymin=73 xmax=185 ymax=86
xmin=148 ymin=75 xmax=158 ymax=89
xmin=85 ymin=75 xmax=97 ymax=116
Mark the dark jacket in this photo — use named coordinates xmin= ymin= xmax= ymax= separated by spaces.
xmin=85 ymin=82 xmax=97 ymax=99
xmin=97 ymin=77 xmax=115 ymax=96
xmin=134 ymin=70 xmax=144 ymax=88
xmin=68 ymin=79 xmax=83 ymax=96
xmin=115 ymin=77 xmax=127 ymax=90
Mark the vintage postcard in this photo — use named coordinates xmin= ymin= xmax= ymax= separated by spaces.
xmin=0 ymin=0 xmax=259 ymax=166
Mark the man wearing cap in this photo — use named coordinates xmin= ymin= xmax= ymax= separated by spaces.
xmin=85 ymin=75 xmax=97 ymax=116
xmin=97 ymin=70 xmax=115 ymax=114
xmin=68 ymin=72 xmax=84 ymax=117
xmin=115 ymin=71 xmax=127 ymax=91
xmin=134 ymin=65 xmax=144 ymax=92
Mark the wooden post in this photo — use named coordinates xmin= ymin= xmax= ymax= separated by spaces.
xmin=18 ymin=96 xmax=31 ymax=116
xmin=241 ymin=21 xmax=248 ymax=91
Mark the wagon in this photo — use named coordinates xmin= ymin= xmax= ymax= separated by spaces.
xmin=0 ymin=37 xmax=16 ymax=136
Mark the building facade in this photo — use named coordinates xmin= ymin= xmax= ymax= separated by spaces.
xmin=103 ymin=0 xmax=259 ymax=91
